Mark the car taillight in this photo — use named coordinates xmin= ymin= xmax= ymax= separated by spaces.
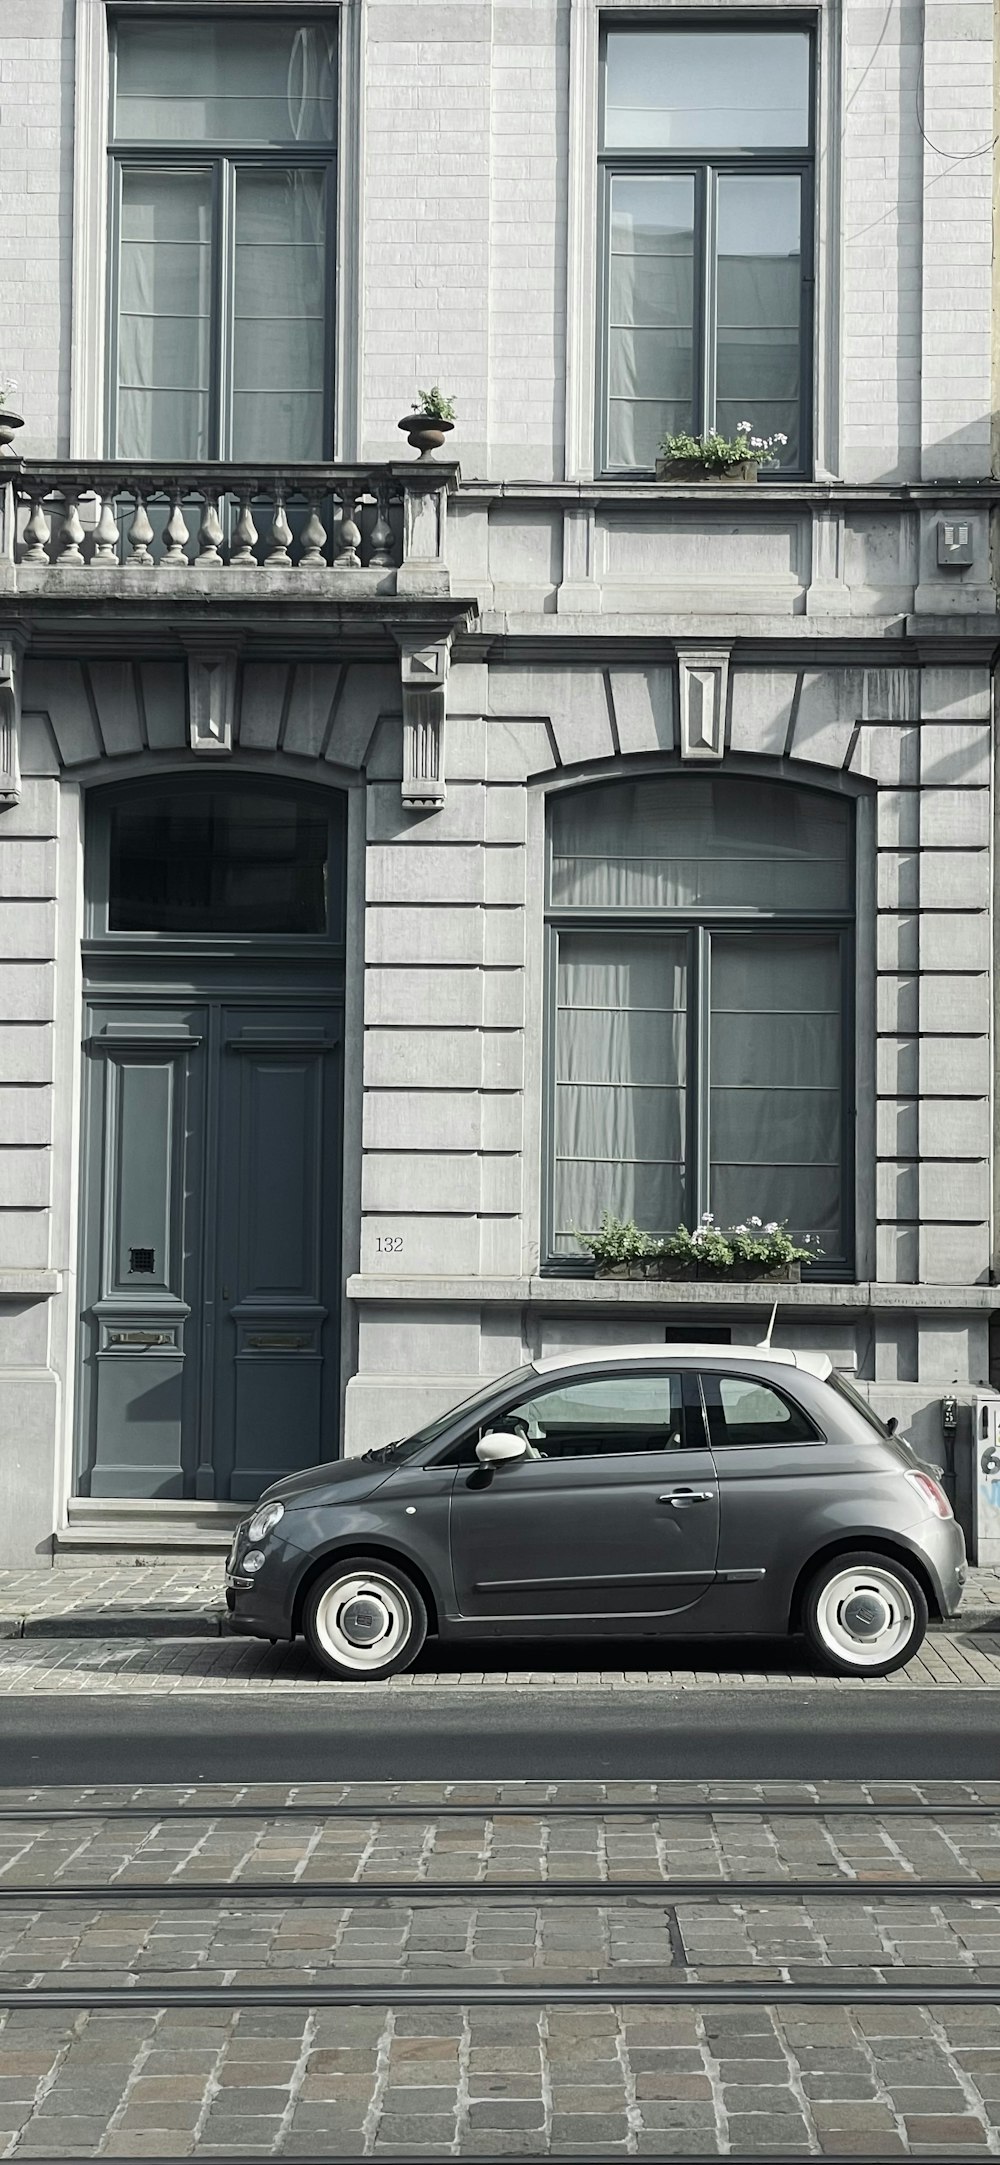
xmin=905 ymin=1470 xmax=953 ymax=1519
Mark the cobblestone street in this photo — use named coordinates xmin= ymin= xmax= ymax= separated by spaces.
xmin=0 ymin=1785 xmax=999 ymax=2155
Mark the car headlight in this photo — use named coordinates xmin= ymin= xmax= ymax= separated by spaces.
xmin=246 ymin=1501 xmax=284 ymax=1544
xmin=241 ymin=1550 xmax=266 ymax=1575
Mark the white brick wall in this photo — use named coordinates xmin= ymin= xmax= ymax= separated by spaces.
xmin=0 ymin=0 xmax=73 ymax=456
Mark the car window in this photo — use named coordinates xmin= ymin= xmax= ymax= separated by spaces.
xmin=702 ymin=1371 xmax=820 ymax=1449
xmin=447 ymin=1372 xmax=690 ymax=1463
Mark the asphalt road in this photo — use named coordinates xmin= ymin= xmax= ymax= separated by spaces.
xmin=2 ymin=1686 xmax=998 ymax=1783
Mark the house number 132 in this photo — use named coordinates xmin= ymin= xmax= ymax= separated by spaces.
xmin=377 ymin=1235 xmax=403 ymax=1253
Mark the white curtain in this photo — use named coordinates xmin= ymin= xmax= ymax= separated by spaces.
xmin=709 ymin=934 xmax=842 ymax=1244
xmin=550 ymin=777 xmax=849 ymax=912
xmin=554 ymin=932 xmax=688 ymax=1247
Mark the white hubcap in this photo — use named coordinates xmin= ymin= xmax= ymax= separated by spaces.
xmin=313 ymin=1573 xmax=412 ymax=1673
xmin=814 ymin=1566 xmax=915 ymax=1669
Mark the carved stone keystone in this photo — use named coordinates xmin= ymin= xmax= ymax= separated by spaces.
xmin=183 ymin=639 xmax=242 ymax=755
xmin=395 ymin=634 xmax=450 ymax=808
xmin=676 ymin=645 xmax=730 ymax=761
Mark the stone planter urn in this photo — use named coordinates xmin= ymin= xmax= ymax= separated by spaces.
xmin=398 ymin=413 xmax=455 ymax=461
xmin=0 ymin=409 xmax=25 ymax=454
xmin=654 ymin=456 xmax=758 ymax=483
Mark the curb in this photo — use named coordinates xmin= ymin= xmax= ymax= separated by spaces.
xmin=0 ymin=1609 xmax=996 ymax=1642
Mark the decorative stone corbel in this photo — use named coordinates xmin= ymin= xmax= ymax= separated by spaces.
xmin=0 ymin=644 xmax=22 ymax=807
xmin=182 ymin=636 xmax=242 ymax=755
xmin=395 ymin=633 xmax=450 ymax=808
xmin=676 ymin=644 xmax=730 ymax=761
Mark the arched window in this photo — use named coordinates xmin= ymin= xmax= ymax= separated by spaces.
xmin=545 ymin=774 xmax=853 ymax=1272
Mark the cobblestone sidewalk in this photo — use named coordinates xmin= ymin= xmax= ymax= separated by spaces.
xmin=1 ymin=1563 xmax=999 ymax=1645
xmin=0 ymin=1628 xmax=998 ymax=1693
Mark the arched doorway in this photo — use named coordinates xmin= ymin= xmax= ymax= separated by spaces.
xmin=76 ymin=774 xmax=346 ymax=1504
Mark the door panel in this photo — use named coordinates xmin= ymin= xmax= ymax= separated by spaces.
xmin=214 ymin=1011 xmax=341 ymax=1501
xmin=450 ymin=1449 xmax=719 ymax=1621
xmin=79 ymin=1007 xmax=206 ymax=1498
xmin=448 ymin=1370 xmax=718 ymax=1623
xmin=78 ymin=998 xmax=341 ymax=1503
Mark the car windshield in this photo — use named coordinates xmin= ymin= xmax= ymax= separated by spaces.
xmin=362 ymin=1365 xmax=538 ymax=1463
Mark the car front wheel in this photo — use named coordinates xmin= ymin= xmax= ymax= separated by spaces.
xmin=802 ymin=1551 xmax=928 ymax=1677
xmin=303 ymin=1557 xmax=428 ymax=1680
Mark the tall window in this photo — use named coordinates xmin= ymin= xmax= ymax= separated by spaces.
xmin=599 ymin=25 xmax=813 ymax=474
xmin=109 ymin=16 xmax=337 ymax=460
xmin=546 ymin=777 xmax=853 ymax=1271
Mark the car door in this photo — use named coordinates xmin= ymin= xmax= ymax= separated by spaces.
xmin=700 ymin=1367 xmax=834 ymax=1619
xmin=448 ymin=1367 xmax=719 ymax=1623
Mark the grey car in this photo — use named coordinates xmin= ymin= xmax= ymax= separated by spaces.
xmin=225 ymin=1344 xmax=968 ymax=1680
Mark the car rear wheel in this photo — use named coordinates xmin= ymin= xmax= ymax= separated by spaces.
xmin=303 ymin=1557 xmax=428 ymax=1680
xmin=802 ymin=1551 xmax=928 ymax=1677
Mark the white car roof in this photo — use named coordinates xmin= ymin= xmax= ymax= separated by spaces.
xmin=531 ymin=1344 xmax=833 ymax=1381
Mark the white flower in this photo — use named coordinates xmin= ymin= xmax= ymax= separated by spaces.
xmin=700 ymin=1211 xmax=714 ymax=1225
xmin=765 ymin=1221 xmax=779 ymax=1234
xmin=749 ymin=1216 xmax=762 ymax=1228
xmin=734 ymin=1224 xmax=748 ymax=1235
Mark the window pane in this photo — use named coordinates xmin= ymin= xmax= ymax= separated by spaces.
xmin=715 ymin=177 xmax=802 ymax=469
xmin=116 ymin=169 xmax=212 ymax=460
xmin=115 ymin=21 xmax=337 ymax=145
xmin=709 ymin=933 xmax=842 ymax=1249
xmin=705 ymin=1374 xmax=818 ymax=1448
xmin=554 ymin=932 xmax=687 ymax=1250
xmin=232 ymin=168 xmax=327 ymax=459
xmin=549 ymin=779 xmax=850 ymax=912
xmin=503 ymin=1374 xmax=687 ymax=1457
xmin=109 ymin=789 xmax=331 ymax=934
xmin=607 ymin=175 xmax=694 ymax=470
xmin=604 ymin=29 xmax=810 ymax=149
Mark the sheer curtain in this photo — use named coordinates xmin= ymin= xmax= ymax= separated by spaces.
xmin=554 ymin=932 xmax=688 ymax=1249
xmin=709 ymin=933 xmax=842 ymax=1246
xmin=550 ymin=777 xmax=849 ymax=911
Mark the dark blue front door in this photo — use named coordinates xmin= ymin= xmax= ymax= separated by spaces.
xmin=77 ymin=994 xmax=342 ymax=1502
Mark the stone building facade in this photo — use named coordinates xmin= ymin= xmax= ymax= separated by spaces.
xmin=0 ymin=0 xmax=996 ymax=1565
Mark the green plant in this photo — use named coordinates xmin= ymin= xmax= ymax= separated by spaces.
xmin=658 ymin=421 xmax=787 ymax=472
xmin=413 ymin=386 xmax=456 ymax=421
xmin=663 ymin=1213 xmax=817 ymax=1274
xmin=573 ymin=1212 xmax=663 ymax=1269
xmin=0 ymin=378 xmax=19 ymax=410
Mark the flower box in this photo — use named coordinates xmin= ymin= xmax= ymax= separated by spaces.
xmin=655 ymin=456 xmax=758 ymax=484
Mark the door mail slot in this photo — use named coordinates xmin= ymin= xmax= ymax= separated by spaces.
xmin=106 ymin=1329 xmax=175 ymax=1349
xmin=245 ymin=1332 xmax=312 ymax=1350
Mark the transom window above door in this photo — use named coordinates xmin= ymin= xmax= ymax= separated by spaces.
xmin=88 ymin=778 xmax=346 ymax=941
xmin=545 ymin=775 xmax=854 ymax=1274
xmin=598 ymin=25 xmax=813 ymax=474
xmin=108 ymin=15 xmax=337 ymax=460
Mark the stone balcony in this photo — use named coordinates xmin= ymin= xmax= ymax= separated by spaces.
xmin=0 ymin=458 xmax=468 ymax=629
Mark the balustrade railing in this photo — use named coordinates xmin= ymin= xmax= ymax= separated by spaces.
xmin=4 ymin=462 xmax=455 ymax=579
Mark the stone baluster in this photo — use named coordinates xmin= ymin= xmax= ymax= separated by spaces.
xmin=368 ymin=483 xmax=394 ymax=568
xmin=334 ymin=489 xmax=362 ymax=568
xmin=230 ymin=490 xmax=259 ymax=568
xmin=22 ymin=492 xmax=52 ymax=565
xmin=57 ymin=495 xmax=86 ymax=566
xmin=264 ymin=490 xmax=293 ymax=566
xmin=197 ymin=494 xmax=224 ymax=567
xmin=299 ymin=498 xmax=328 ymax=567
xmin=92 ymin=495 xmax=120 ymax=565
xmin=126 ymin=493 xmax=155 ymax=567
xmin=162 ymin=488 xmax=190 ymax=566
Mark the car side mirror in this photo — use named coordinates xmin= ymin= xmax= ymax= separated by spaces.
xmin=476 ymin=1432 xmax=529 ymax=1467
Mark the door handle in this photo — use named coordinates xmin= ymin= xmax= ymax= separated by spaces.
xmin=659 ymin=1489 xmax=712 ymax=1506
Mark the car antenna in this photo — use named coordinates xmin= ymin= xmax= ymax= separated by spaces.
xmin=756 ymin=1300 xmax=779 ymax=1351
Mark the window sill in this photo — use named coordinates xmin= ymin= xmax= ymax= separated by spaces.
xmin=346 ymin=1275 xmax=1000 ymax=1310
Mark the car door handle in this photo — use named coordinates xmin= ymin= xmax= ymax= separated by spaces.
xmin=659 ymin=1489 xmax=713 ymax=1506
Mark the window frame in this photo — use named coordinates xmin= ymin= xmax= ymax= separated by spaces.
xmin=541 ymin=775 xmax=856 ymax=1280
xmin=84 ymin=772 xmax=348 ymax=958
xmin=595 ymin=17 xmax=817 ymax=479
xmin=699 ymin=1369 xmax=823 ymax=1450
xmin=105 ymin=8 xmax=339 ymax=462
xmin=434 ymin=1365 xmax=706 ymax=1466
